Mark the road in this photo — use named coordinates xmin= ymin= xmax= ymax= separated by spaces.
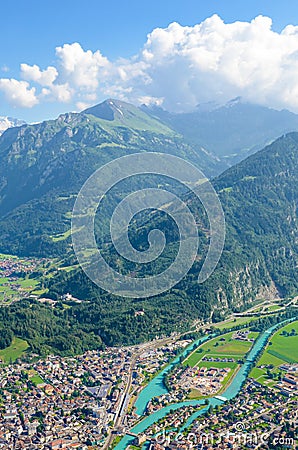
xmin=102 ymin=335 xmax=178 ymax=449
xmin=102 ymin=310 xmax=248 ymax=448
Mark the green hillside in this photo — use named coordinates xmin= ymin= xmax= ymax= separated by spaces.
xmin=0 ymin=101 xmax=297 ymax=348
xmin=43 ymin=132 xmax=298 ymax=345
xmin=0 ymin=100 xmax=221 ymax=256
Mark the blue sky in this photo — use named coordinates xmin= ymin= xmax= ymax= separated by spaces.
xmin=1 ymin=0 xmax=298 ymax=121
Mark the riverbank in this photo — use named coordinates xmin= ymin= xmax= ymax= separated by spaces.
xmin=114 ymin=316 xmax=297 ymax=450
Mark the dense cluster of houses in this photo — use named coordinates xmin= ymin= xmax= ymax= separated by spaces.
xmin=138 ymin=382 xmax=297 ymax=449
xmin=0 ymin=339 xmax=187 ymax=449
xmin=0 ymin=257 xmax=45 ymax=278
xmin=0 ymin=256 xmax=48 ymax=303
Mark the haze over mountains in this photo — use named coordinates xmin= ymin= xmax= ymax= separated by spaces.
xmin=143 ymin=97 xmax=298 ymax=165
xmin=0 ymin=98 xmax=297 ymax=343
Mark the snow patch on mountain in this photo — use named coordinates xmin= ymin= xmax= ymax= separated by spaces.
xmin=0 ymin=117 xmax=26 ymax=135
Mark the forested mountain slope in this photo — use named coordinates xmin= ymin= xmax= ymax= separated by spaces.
xmin=0 ymin=99 xmax=221 ymax=256
xmin=44 ymin=133 xmax=298 ymax=345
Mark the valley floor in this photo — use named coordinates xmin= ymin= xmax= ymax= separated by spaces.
xmin=0 ymin=306 xmax=297 ymax=450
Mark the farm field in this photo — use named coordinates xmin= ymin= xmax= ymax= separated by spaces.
xmin=267 ymin=321 xmax=298 ymax=362
xmin=250 ymin=320 xmax=298 ymax=387
xmin=196 ymin=361 xmax=237 ymax=370
xmin=183 ymin=330 xmax=257 ymax=368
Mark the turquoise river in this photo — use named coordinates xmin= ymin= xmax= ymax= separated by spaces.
xmin=114 ymin=317 xmax=297 ymax=449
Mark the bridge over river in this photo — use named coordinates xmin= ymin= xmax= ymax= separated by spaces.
xmin=114 ymin=316 xmax=297 ymax=450
xmin=214 ymin=395 xmax=228 ymax=402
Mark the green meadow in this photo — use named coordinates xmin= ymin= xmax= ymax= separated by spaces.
xmin=267 ymin=321 xmax=298 ymax=362
xmin=214 ymin=316 xmax=259 ymax=331
xmin=0 ymin=337 xmax=29 ymax=364
xmin=184 ymin=330 xmax=256 ymax=368
xmin=250 ymin=320 xmax=298 ymax=386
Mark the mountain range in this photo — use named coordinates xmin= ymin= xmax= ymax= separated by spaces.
xmin=0 ymin=99 xmax=223 ymax=256
xmin=44 ymin=130 xmax=298 ymax=345
xmin=0 ymin=99 xmax=297 ymax=346
xmin=143 ymin=97 xmax=298 ymax=165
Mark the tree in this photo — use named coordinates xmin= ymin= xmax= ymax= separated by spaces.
xmin=0 ymin=328 xmax=13 ymax=350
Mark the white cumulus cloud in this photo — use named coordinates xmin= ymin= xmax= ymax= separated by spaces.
xmin=20 ymin=64 xmax=58 ymax=86
xmin=109 ymin=14 xmax=298 ymax=112
xmin=3 ymin=15 xmax=298 ymax=113
xmin=41 ymin=83 xmax=73 ymax=103
xmin=0 ymin=79 xmax=38 ymax=108
xmin=56 ymin=42 xmax=109 ymax=90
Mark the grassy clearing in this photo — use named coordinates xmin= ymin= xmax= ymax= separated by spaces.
xmin=188 ymin=388 xmax=205 ymax=399
xmin=0 ymin=286 xmax=15 ymax=294
xmin=213 ymin=340 xmax=251 ymax=355
xmin=31 ymin=288 xmax=48 ymax=296
xmin=264 ymin=304 xmax=283 ymax=312
xmin=250 ymin=367 xmax=264 ymax=379
xmin=214 ymin=316 xmax=259 ymax=331
xmin=0 ymin=253 xmax=17 ymax=259
xmin=18 ymin=278 xmax=39 ymax=289
xmin=185 ymin=351 xmax=205 ymax=367
xmin=256 ymin=352 xmax=285 ymax=367
xmin=267 ymin=350 xmax=295 ymax=364
xmin=0 ymin=277 xmax=9 ymax=283
xmin=252 ymin=306 xmax=263 ymax=313
xmin=0 ymin=337 xmax=29 ymax=364
xmin=248 ymin=331 xmax=259 ymax=339
xmin=58 ymin=264 xmax=79 ymax=272
xmin=202 ymin=331 xmax=253 ymax=354
xmin=51 ymin=229 xmax=72 ymax=242
xmin=268 ymin=321 xmax=298 ymax=362
xmin=30 ymin=374 xmax=44 ymax=385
